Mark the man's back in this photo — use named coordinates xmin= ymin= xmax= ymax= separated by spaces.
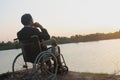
xmin=17 ymin=27 xmax=50 ymax=40
xmin=17 ymin=27 xmax=50 ymax=63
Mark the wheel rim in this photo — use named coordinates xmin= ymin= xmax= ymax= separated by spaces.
xmin=12 ymin=53 xmax=33 ymax=79
xmin=33 ymin=52 xmax=58 ymax=80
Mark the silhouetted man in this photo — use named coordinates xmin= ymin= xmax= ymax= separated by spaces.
xmin=17 ymin=13 xmax=50 ymax=62
xmin=17 ymin=14 xmax=63 ymax=71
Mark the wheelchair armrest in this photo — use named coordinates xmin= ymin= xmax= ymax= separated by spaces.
xmin=41 ymin=38 xmax=57 ymax=46
xmin=31 ymin=35 xmax=39 ymax=39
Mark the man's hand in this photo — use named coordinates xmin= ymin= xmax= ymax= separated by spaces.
xmin=33 ymin=22 xmax=44 ymax=29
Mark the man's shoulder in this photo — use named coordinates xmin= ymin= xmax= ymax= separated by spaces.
xmin=17 ymin=27 xmax=37 ymax=35
xmin=17 ymin=27 xmax=27 ymax=35
xmin=18 ymin=27 xmax=33 ymax=32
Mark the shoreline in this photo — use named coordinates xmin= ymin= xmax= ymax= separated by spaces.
xmin=0 ymin=38 xmax=120 ymax=51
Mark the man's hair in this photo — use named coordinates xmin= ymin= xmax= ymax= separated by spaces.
xmin=21 ymin=13 xmax=32 ymax=25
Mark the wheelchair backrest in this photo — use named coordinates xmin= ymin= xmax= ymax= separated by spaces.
xmin=19 ymin=36 xmax=42 ymax=63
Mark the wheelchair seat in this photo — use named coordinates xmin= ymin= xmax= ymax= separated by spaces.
xmin=19 ymin=36 xmax=42 ymax=63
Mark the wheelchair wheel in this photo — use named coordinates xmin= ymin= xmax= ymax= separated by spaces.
xmin=12 ymin=53 xmax=33 ymax=79
xmin=33 ymin=51 xmax=58 ymax=80
xmin=58 ymin=54 xmax=69 ymax=74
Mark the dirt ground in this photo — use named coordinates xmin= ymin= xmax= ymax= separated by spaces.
xmin=1 ymin=71 xmax=120 ymax=80
xmin=56 ymin=71 xmax=120 ymax=80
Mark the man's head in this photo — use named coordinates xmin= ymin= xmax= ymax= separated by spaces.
xmin=21 ymin=13 xmax=33 ymax=26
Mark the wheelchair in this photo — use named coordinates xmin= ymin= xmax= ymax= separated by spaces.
xmin=12 ymin=36 xmax=68 ymax=80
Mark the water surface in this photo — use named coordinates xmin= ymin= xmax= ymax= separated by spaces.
xmin=1 ymin=39 xmax=120 ymax=74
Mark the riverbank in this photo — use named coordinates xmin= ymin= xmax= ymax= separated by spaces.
xmin=1 ymin=29 xmax=120 ymax=51
xmin=1 ymin=71 xmax=120 ymax=80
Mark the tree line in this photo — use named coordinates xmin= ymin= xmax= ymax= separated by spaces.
xmin=0 ymin=41 xmax=20 ymax=50
xmin=1 ymin=30 xmax=120 ymax=50
xmin=52 ymin=30 xmax=120 ymax=44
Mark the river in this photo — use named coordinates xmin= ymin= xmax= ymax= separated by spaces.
xmin=1 ymin=39 xmax=120 ymax=74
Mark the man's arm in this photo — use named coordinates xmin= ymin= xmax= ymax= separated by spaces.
xmin=40 ymin=28 xmax=50 ymax=40
xmin=33 ymin=22 xmax=50 ymax=40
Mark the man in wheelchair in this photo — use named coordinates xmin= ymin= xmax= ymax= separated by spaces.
xmin=17 ymin=13 xmax=64 ymax=73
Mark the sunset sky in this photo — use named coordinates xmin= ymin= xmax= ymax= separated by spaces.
xmin=1 ymin=0 xmax=120 ymax=41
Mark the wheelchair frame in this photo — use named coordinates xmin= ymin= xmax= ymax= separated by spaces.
xmin=12 ymin=37 xmax=68 ymax=80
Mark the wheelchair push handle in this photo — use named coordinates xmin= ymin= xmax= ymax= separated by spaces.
xmin=14 ymin=38 xmax=18 ymax=41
